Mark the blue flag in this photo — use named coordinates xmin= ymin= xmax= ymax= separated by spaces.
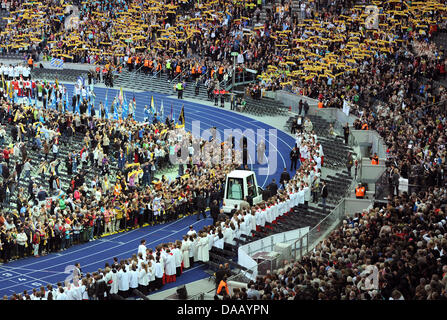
xmin=64 ymin=90 xmax=69 ymax=113
xmin=113 ymin=96 xmax=119 ymax=120
xmin=122 ymin=92 xmax=128 ymax=119
xmin=104 ymin=90 xmax=109 ymax=119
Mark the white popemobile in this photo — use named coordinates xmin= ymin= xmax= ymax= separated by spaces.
xmin=222 ymin=170 xmax=263 ymax=214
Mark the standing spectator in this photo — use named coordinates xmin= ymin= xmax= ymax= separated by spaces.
xmin=280 ymin=168 xmax=291 ymax=189
xmin=196 ymin=191 xmax=207 ymax=221
xmin=290 ymin=146 xmax=300 ymax=171
xmin=346 ymin=152 xmax=353 ymax=177
xmin=343 ymin=123 xmax=350 ymax=145
xmin=321 ymin=181 xmax=328 ymax=212
xmin=392 ymin=168 xmax=400 ymax=196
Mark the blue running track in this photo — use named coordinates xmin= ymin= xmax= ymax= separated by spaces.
xmin=0 ymin=86 xmax=295 ymax=297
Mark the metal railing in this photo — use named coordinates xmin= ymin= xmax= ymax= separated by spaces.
xmin=224 ymin=70 xmax=258 ymax=91
xmin=172 ymin=68 xmax=187 ymax=84
xmin=292 ymin=199 xmax=346 ymax=260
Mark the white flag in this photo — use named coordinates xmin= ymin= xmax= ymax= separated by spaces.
xmin=342 ymin=100 xmax=350 ymax=116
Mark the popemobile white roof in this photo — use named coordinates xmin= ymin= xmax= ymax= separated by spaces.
xmin=226 ymin=170 xmax=257 ymax=179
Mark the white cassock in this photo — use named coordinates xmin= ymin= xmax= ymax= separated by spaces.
xmin=188 ymin=239 xmax=194 ymax=259
xmin=165 ymin=253 xmax=176 ymax=276
xmin=250 ymin=214 xmax=257 ymax=232
xmin=298 ymin=189 xmax=305 ymax=204
xmin=138 ymin=244 xmax=147 ymax=260
xmin=129 ymin=270 xmax=139 ymax=289
xmin=260 ymin=210 xmax=266 ymax=227
xmin=199 ymin=236 xmax=209 ymax=262
xmin=266 ymin=207 xmax=273 ymax=224
xmin=148 ymin=265 xmax=155 ymax=283
xmin=181 ymin=240 xmax=190 ymax=268
xmin=193 ymin=239 xmax=200 ymax=262
xmin=161 ymin=250 xmax=168 ymax=269
xmin=174 ymin=248 xmax=182 ymax=269
xmin=154 ymin=262 xmax=164 ymax=279
xmin=223 ymin=227 xmax=234 ymax=245
xmin=271 ymin=204 xmax=278 ymax=221
xmin=234 ymin=224 xmax=241 ymax=240
xmin=197 ymin=238 xmax=203 ymax=261
xmin=118 ymin=270 xmax=130 ymax=291
xmin=110 ymin=271 xmax=119 ymax=294
xmin=304 ymin=186 xmax=311 ymax=202
xmin=138 ymin=269 xmax=148 ymax=287
xmin=207 ymin=232 xmax=214 ymax=250
xmin=278 ymin=201 xmax=284 ymax=216
xmin=213 ymin=234 xmax=224 ymax=249
xmin=240 ymin=220 xmax=248 ymax=236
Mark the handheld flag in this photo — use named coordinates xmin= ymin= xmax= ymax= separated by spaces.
xmin=176 ymin=104 xmax=185 ymax=128
xmin=160 ymin=99 xmax=164 ymax=120
xmin=104 ymin=90 xmax=109 ymax=119
xmin=131 ymin=94 xmax=136 ymax=119
xmin=8 ymin=81 xmax=13 ymax=101
xmin=113 ymin=95 xmax=119 ymax=120
xmin=122 ymin=91 xmax=128 ymax=119
xmin=118 ymin=87 xmax=124 ymax=106
xmin=150 ymin=95 xmax=156 ymax=114
xmin=64 ymin=90 xmax=68 ymax=113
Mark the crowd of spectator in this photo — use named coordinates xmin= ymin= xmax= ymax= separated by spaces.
xmin=0 ymin=80 xmax=248 ymax=264
xmin=215 ymin=1 xmax=447 ymax=301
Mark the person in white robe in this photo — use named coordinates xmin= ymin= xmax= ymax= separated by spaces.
xmin=138 ymin=263 xmax=149 ymax=295
xmin=109 ymin=268 xmax=119 ymax=295
xmin=193 ymin=235 xmax=200 ymax=262
xmin=207 ymin=231 xmax=214 ymax=250
xmin=129 ymin=265 xmax=139 ymax=292
xmin=154 ymin=257 xmax=164 ymax=290
xmin=223 ymin=224 xmax=234 ymax=245
xmin=138 ymin=240 xmax=147 ymax=260
xmin=199 ymin=233 xmax=209 ymax=262
xmin=181 ymin=236 xmax=191 ymax=269
xmin=148 ymin=260 xmax=155 ymax=292
xmin=188 ymin=236 xmax=195 ymax=267
xmin=213 ymin=230 xmax=224 ymax=249
xmin=173 ymin=243 xmax=183 ymax=276
xmin=164 ymin=249 xmax=177 ymax=283
xmin=117 ymin=267 xmax=130 ymax=298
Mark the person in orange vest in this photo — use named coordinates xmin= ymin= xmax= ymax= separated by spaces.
xmin=370 ymin=153 xmax=379 ymax=165
xmin=220 ymin=89 xmax=226 ymax=108
xmin=135 ymin=56 xmax=141 ymax=72
xmin=148 ymin=59 xmax=153 ymax=73
xmin=218 ymin=66 xmax=224 ymax=81
xmin=156 ymin=61 xmax=162 ymax=77
xmin=176 ymin=64 xmax=181 ymax=75
xmin=216 ymin=276 xmax=229 ymax=296
xmin=143 ymin=58 xmax=150 ymax=74
xmin=28 ymin=56 xmax=33 ymax=70
xmin=318 ymin=100 xmax=324 ymax=108
xmin=127 ymin=56 xmax=133 ymax=72
xmin=355 ymin=184 xmax=366 ymax=199
xmin=361 ymin=122 xmax=369 ymax=130
xmin=213 ymin=88 xmax=219 ymax=106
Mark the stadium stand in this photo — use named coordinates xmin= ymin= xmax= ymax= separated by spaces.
xmin=0 ymin=0 xmax=446 ymax=301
